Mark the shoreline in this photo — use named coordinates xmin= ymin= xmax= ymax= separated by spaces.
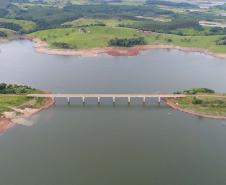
xmin=31 ymin=37 xmax=226 ymax=59
xmin=163 ymin=98 xmax=226 ymax=120
xmin=0 ymin=97 xmax=55 ymax=133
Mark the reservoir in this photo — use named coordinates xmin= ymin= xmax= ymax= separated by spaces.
xmin=0 ymin=40 xmax=226 ymax=185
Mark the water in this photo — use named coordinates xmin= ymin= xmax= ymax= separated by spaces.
xmin=0 ymin=40 xmax=226 ymax=185
xmin=1 ymin=40 xmax=226 ymax=93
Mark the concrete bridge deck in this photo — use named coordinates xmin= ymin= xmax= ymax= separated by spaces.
xmin=27 ymin=93 xmax=186 ymax=104
xmin=27 ymin=93 xmax=186 ymax=98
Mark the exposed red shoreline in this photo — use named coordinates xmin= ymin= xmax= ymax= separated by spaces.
xmin=0 ymin=118 xmax=16 ymax=134
xmin=163 ymin=98 xmax=226 ymax=120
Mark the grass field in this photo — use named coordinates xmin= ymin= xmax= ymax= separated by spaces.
xmin=0 ymin=96 xmax=32 ymax=115
xmin=30 ymin=26 xmax=226 ymax=53
xmin=0 ymin=95 xmax=47 ymax=115
xmin=0 ymin=18 xmax=37 ymax=33
xmin=0 ymin=83 xmax=49 ymax=116
xmin=146 ymin=33 xmax=226 ymax=53
xmin=31 ymin=26 xmax=143 ymax=48
xmin=170 ymin=95 xmax=226 ymax=117
xmin=170 ymin=27 xmax=210 ymax=36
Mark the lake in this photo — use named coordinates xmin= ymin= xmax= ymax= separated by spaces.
xmin=0 ymin=40 xmax=226 ymax=185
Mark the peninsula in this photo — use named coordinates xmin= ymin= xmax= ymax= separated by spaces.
xmin=165 ymin=88 xmax=226 ymax=120
xmin=0 ymin=83 xmax=54 ymax=133
xmin=30 ymin=26 xmax=226 ymax=58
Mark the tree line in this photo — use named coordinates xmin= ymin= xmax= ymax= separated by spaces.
xmin=0 ymin=83 xmax=36 ymax=94
xmin=0 ymin=31 xmax=7 ymax=37
xmin=122 ymin=18 xmax=200 ymax=34
xmin=108 ymin=37 xmax=146 ymax=47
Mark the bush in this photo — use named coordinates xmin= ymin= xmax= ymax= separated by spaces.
xmin=183 ymin=88 xmax=215 ymax=95
xmin=0 ymin=22 xmax=22 ymax=32
xmin=181 ymin=38 xmax=191 ymax=42
xmin=52 ymin=42 xmax=73 ymax=49
xmin=108 ymin=37 xmax=146 ymax=47
xmin=166 ymin=38 xmax=172 ymax=42
xmin=192 ymin=97 xmax=203 ymax=105
xmin=216 ymin=37 xmax=226 ymax=45
xmin=175 ymin=88 xmax=215 ymax=95
xmin=0 ymin=83 xmax=7 ymax=90
xmin=0 ymin=31 xmax=7 ymax=37
xmin=0 ymin=83 xmax=36 ymax=94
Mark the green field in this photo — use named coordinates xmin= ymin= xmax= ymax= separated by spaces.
xmin=170 ymin=95 xmax=226 ymax=117
xmin=145 ymin=33 xmax=226 ymax=53
xmin=31 ymin=26 xmax=144 ymax=48
xmin=30 ymin=26 xmax=226 ymax=53
xmin=0 ymin=95 xmax=46 ymax=115
xmin=0 ymin=84 xmax=47 ymax=115
xmin=0 ymin=96 xmax=32 ymax=115
xmin=170 ymin=27 xmax=210 ymax=36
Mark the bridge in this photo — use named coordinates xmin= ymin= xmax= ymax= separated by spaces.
xmin=27 ymin=93 xmax=187 ymax=105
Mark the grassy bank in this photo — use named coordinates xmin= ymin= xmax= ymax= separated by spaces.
xmin=168 ymin=95 xmax=226 ymax=117
xmin=0 ymin=84 xmax=50 ymax=117
xmin=30 ymin=26 xmax=226 ymax=53
xmin=146 ymin=33 xmax=226 ymax=53
xmin=167 ymin=89 xmax=226 ymax=118
xmin=0 ymin=96 xmax=46 ymax=116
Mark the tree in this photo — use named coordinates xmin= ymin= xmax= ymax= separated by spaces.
xmin=108 ymin=37 xmax=146 ymax=47
xmin=0 ymin=83 xmax=7 ymax=90
xmin=192 ymin=97 xmax=203 ymax=105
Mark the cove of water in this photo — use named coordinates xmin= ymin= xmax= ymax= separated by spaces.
xmin=0 ymin=40 xmax=226 ymax=185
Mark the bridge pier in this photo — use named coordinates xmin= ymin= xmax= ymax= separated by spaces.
xmin=143 ymin=97 xmax=146 ymax=105
xmin=67 ymin=97 xmax=70 ymax=105
xmin=98 ymin=97 xmax=100 ymax=105
xmin=82 ymin=97 xmax=85 ymax=105
xmin=158 ymin=97 xmax=161 ymax=104
xmin=113 ymin=97 xmax=116 ymax=104
xmin=128 ymin=97 xmax=131 ymax=105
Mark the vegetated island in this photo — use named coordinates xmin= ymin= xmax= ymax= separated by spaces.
xmin=0 ymin=83 xmax=54 ymax=133
xmin=165 ymin=88 xmax=226 ymax=120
